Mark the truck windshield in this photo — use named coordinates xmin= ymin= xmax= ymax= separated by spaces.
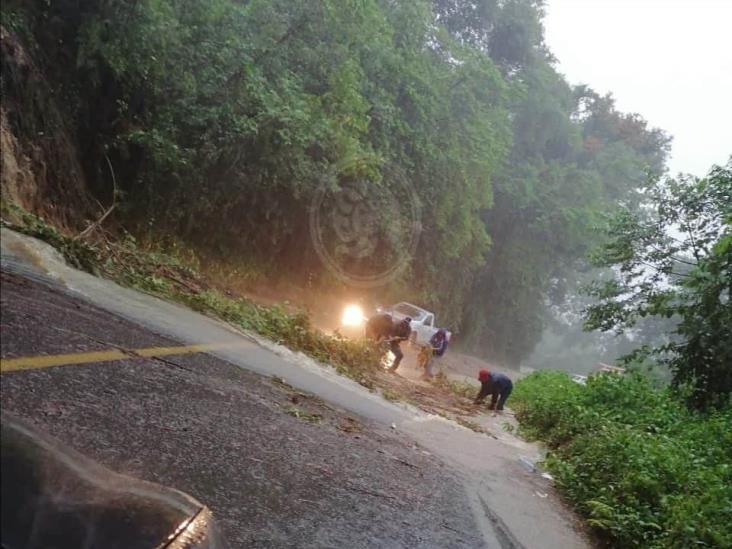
xmin=394 ymin=303 xmax=423 ymax=319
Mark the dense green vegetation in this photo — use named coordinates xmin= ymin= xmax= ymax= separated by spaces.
xmin=514 ymin=162 xmax=731 ymax=546
xmin=586 ymin=162 xmax=731 ymax=410
xmin=1 ymin=0 xmax=670 ymax=364
xmin=512 ymin=370 xmax=732 ymax=548
xmin=517 ymin=168 xmax=731 ymax=540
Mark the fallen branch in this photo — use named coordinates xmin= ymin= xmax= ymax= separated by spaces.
xmin=441 ymin=523 xmax=467 ymax=536
xmin=147 ymin=354 xmax=197 ymax=374
xmin=157 ymin=268 xmax=203 ymax=293
xmin=345 ymin=483 xmax=396 ymax=500
xmin=75 ymin=155 xmax=117 ymax=240
xmin=392 ymin=457 xmax=419 ymax=469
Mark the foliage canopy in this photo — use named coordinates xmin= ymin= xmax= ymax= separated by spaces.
xmin=2 ymin=0 xmax=670 ymax=363
xmin=585 ymin=162 xmax=732 ymax=409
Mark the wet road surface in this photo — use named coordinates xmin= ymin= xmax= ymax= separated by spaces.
xmin=1 ymin=228 xmax=591 ymax=548
xmin=1 ymin=272 xmax=481 ymax=548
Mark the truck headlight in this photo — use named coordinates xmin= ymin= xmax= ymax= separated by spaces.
xmin=342 ymin=304 xmax=366 ymax=327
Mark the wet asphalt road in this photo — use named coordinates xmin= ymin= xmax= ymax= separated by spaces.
xmin=1 ymin=229 xmax=594 ymax=549
xmin=0 ymin=272 xmax=483 ymax=548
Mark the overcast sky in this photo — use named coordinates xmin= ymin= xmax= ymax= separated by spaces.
xmin=543 ymin=0 xmax=732 ymax=177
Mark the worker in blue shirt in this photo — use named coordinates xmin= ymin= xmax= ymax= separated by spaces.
xmin=474 ymin=369 xmax=513 ymax=411
xmin=420 ymin=328 xmax=450 ymax=378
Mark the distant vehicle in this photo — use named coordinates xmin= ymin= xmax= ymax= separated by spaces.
xmin=378 ymin=302 xmax=451 ymax=346
xmin=571 ymin=374 xmax=588 ymax=385
xmin=596 ymin=363 xmax=627 ymax=375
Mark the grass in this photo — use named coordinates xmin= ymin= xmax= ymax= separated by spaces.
xmin=511 ymin=370 xmax=732 ymax=548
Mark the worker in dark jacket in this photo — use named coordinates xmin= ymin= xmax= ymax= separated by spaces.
xmin=474 ymin=369 xmax=513 ymax=411
xmin=365 ymin=314 xmax=412 ymax=372
xmin=387 ymin=317 xmax=412 ymax=372
xmin=365 ymin=313 xmax=394 ymax=341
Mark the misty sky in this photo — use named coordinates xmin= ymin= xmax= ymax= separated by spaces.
xmin=544 ymin=0 xmax=732 ymax=177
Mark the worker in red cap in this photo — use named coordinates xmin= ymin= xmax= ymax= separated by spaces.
xmin=474 ymin=369 xmax=513 ymax=411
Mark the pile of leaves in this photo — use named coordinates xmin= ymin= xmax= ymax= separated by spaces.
xmin=512 ymin=370 xmax=732 ymax=548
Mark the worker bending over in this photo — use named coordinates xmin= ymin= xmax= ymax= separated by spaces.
xmin=365 ymin=313 xmax=412 ymax=373
xmin=474 ymin=369 xmax=513 ymax=411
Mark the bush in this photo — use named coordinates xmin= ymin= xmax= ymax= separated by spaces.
xmin=173 ymin=289 xmax=382 ymax=381
xmin=512 ymin=370 xmax=732 ymax=548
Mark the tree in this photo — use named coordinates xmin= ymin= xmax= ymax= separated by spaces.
xmin=585 ymin=161 xmax=732 ymax=409
xmin=2 ymin=0 xmax=671 ymax=366
xmin=458 ymin=63 xmax=669 ymax=365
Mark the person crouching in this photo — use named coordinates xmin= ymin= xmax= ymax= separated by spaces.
xmin=474 ymin=369 xmax=513 ymax=411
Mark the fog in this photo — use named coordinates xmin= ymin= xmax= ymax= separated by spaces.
xmin=545 ymin=0 xmax=732 ymax=177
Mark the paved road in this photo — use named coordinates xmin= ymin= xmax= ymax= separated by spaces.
xmin=0 ymin=229 xmax=591 ymax=548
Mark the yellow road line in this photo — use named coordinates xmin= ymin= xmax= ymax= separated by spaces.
xmin=0 ymin=341 xmax=248 ymax=373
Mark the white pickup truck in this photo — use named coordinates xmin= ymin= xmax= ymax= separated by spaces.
xmin=379 ymin=302 xmax=451 ymax=346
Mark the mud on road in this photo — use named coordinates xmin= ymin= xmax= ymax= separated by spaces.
xmin=0 ymin=273 xmax=483 ymax=548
